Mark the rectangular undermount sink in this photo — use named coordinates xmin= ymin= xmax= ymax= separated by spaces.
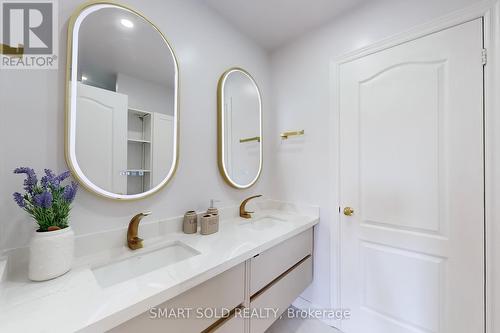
xmin=92 ymin=241 xmax=200 ymax=287
xmin=238 ymin=216 xmax=287 ymax=230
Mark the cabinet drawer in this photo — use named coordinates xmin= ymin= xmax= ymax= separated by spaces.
xmin=109 ymin=263 xmax=245 ymax=333
xmin=250 ymin=229 xmax=313 ymax=295
xmin=249 ymin=256 xmax=313 ymax=333
xmin=204 ymin=307 xmax=245 ymax=333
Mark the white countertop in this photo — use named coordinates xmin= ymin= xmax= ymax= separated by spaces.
xmin=0 ymin=202 xmax=318 ymax=333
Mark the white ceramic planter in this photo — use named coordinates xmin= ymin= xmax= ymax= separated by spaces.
xmin=29 ymin=226 xmax=74 ymax=281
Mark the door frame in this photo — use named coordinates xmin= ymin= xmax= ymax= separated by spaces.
xmin=330 ymin=1 xmax=500 ymax=331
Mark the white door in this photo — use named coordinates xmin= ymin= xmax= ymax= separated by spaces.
xmin=76 ymin=82 xmax=128 ymax=194
xmin=339 ymin=19 xmax=484 ymax=333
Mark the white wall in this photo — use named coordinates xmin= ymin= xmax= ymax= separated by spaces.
xmin=269 ymin=0 xmax=485 ymax=319
xmin=0 ymin=0 xmax=270 ymax=251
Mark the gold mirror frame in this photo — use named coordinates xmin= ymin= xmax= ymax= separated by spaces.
xmin=65 ymin=1 xmax=180 ymax=200
xmin=217 ymin=68 xmax=263 ymax=189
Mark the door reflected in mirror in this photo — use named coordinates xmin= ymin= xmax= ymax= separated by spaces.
xmin=66 ymin=3 xmax=179 ymax=200
xmin=218 ymin=68 xmax=263 ymax=189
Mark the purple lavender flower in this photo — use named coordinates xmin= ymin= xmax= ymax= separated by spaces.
xmin=14 ymin=167 xmax=37 ymax=194
xmin=62 ymin=181 xmax=78 ymax=203
xmin=41 ymin=169 xmax=71 ymax=189
xmin=55 ymin=171 xmax=71 ymax=183
xmin=13 ymin=167 xmax=77 ymax=231
xmin=41 ymin=169 xmax=56 ymax=189
xmin=33 ymin=191 xmax=53 ymax=208
xmin=13 ymin=192 xmax=26 ymax=208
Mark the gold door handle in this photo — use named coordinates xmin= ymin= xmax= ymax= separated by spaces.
xmin=343 ymin=207 xmax=354 ymax=216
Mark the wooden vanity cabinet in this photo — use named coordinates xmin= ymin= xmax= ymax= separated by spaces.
xmin=110 ymin=229 xmax=314 ymax=333
xmin=109 ymin=263 xmax=246 ymax=333
xmin=249 ymin=256 xmax=313 ymax=333
xmin=250 ymin=229 xmax=313 ymax=296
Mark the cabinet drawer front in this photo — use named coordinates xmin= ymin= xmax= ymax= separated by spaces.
xmin=250 ymin=256 xmax=313 ymax=333
xmin=250 ymin=229 xmax=313 ymax=295
xmin=109 ymin=263 xmax=245 ymax=333
xmin=206 ymin=312 xmax=245 ymax=333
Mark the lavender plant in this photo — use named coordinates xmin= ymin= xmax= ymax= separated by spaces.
xmin=13 ymin=168 xmax=78 ymax=232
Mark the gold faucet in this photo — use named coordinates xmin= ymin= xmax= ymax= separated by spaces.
xmin=127 ymin=212 xmax=151 ymax=250
xmin=240 ymin=195 xmax=262 ymax=219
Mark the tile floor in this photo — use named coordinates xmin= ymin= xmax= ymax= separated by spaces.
xmin=266 ymin=308 xmax=342 ymax=333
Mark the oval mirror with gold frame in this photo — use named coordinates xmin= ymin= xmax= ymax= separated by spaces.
xmin=217 ymin=68 xmax=263 ymax=189
xmin=65 ymin=1 xmax=179 ymax=200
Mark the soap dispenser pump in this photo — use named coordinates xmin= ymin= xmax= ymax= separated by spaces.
xmin=207 ymin=199 xmax=220 ymax=215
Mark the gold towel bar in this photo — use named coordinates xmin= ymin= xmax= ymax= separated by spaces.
xmin=280 ymin=130 xmax=305 ymax=140
xmin=239 ymin=136 xmax=261 ymax=143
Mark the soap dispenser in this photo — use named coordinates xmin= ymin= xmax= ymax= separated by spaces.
xmin=200 ymin=200 xmax=220 ymax=235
